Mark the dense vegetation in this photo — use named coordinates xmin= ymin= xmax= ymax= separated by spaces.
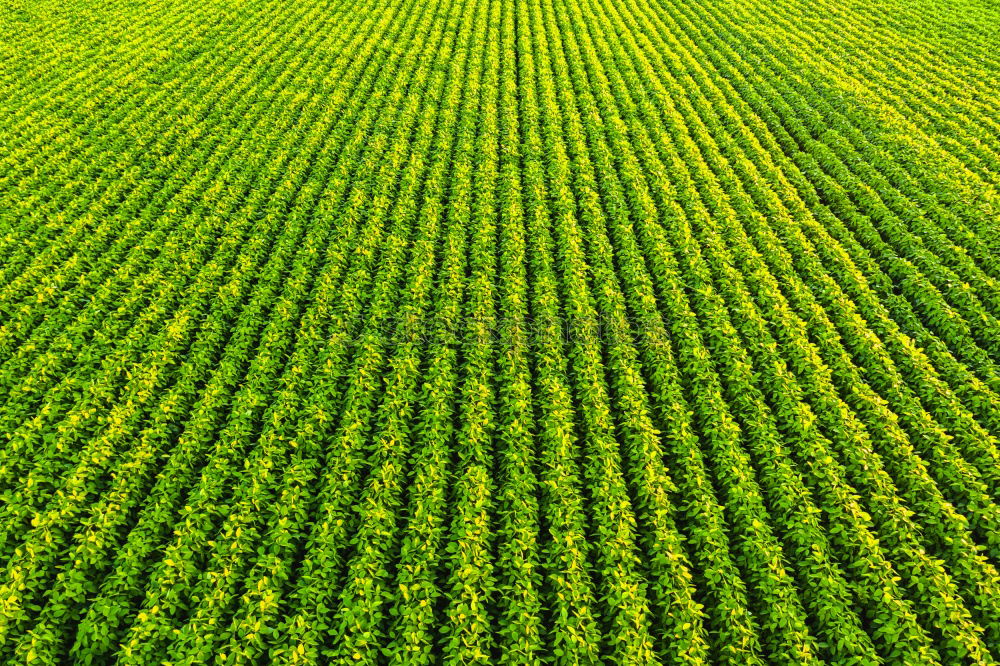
xmin=1 ymin=0 xmax=999 ymax=661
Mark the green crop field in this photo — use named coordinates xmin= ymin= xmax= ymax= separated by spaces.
xmin=2 ymin=0 xmax=1000 ymax=662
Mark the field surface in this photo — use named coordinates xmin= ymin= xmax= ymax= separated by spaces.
xmin=2 ymin=0 xmax=1000 ymax=662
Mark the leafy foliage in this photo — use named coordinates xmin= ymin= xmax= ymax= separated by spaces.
xmin=1 ymin=0 xmax=999 ymax=661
